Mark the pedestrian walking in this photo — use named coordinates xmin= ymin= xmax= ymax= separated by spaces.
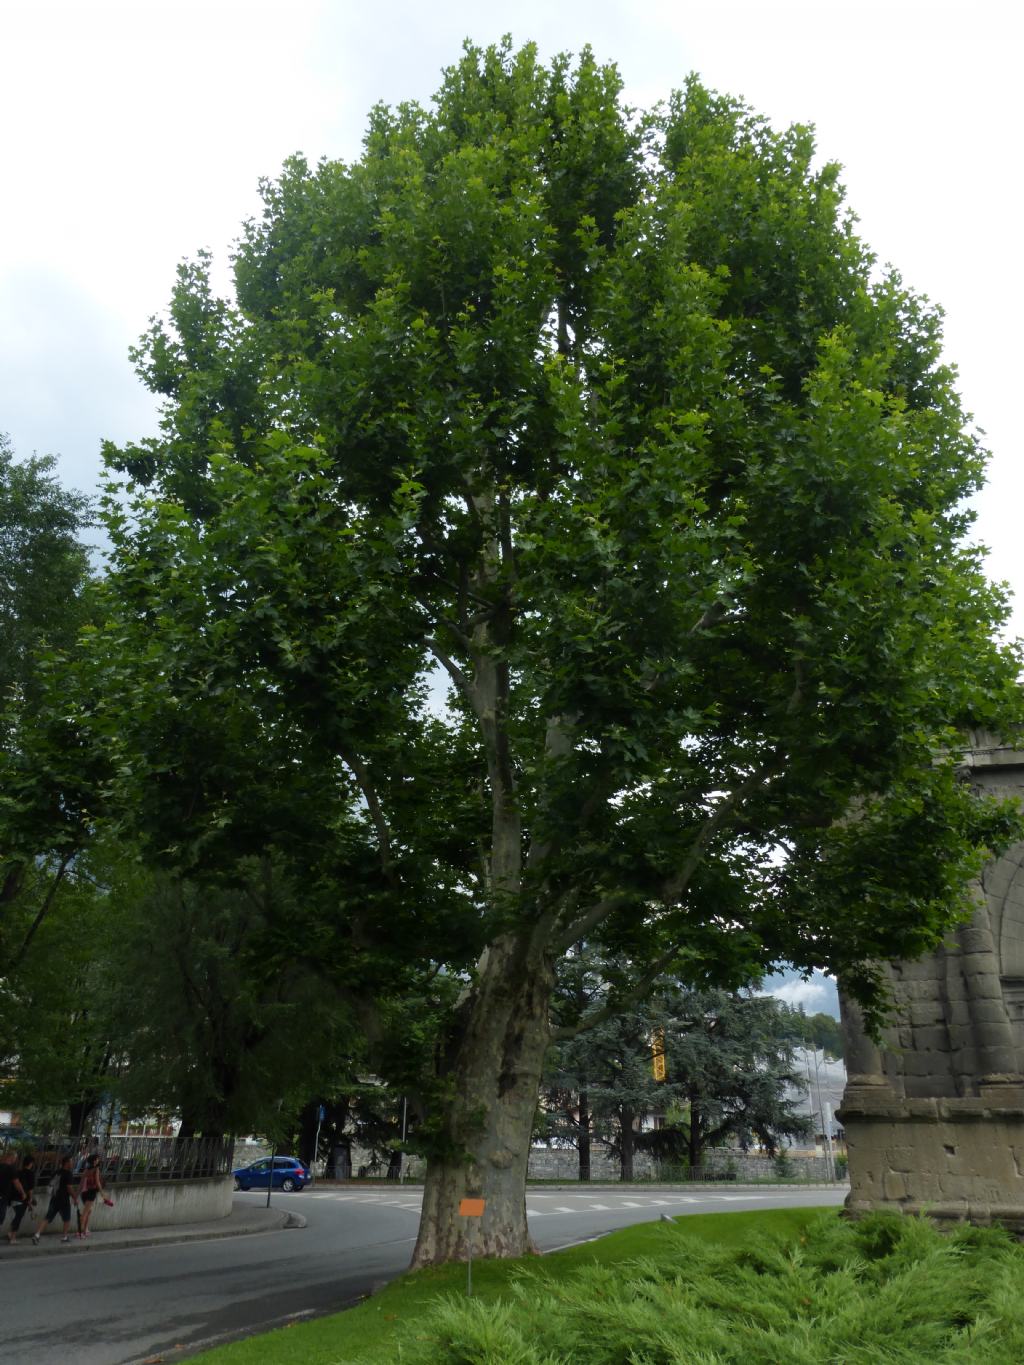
xmin=0 ymin=1151 xmax=27 ymax=1232
xmin=6 ymin=1154 xmax=37 ymax=1243
xmin=31 ymin=1156 xmax=79 ymax=1245
xmin=77 ymin=1154 xmax=107 ymax=1238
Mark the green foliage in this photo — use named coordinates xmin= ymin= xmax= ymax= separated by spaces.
xmin=381 ymin=1213 xmax=1024 ymax=1363
xmin=0 ymin=434 xmax=92 ymax=721
xmin=103 ymin=857 xmax=353 ymax=1137
xmin=543 ymin=958 xmax=811 ymax=1174
xmin=2 ymin=838 xmax=365 ymax=1138
xmin=95 ymin=38 xmax=1023 ymax=1033
xmin=0 ymin=435 xmax=95 ymax=969
xmin=31 ymin=38 xmax=1022 ymax=1243
xmin=784 ymin=1010 xmax=844 ymax=1059
xmin=772 ymin=1149 xmax=794 ymax=1179
xmin=0 ymin=845 xmax=120 ymax=1131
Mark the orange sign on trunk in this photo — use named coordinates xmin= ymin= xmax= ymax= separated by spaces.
xmin=459 ymin=1198 xmax=485 ymax=1217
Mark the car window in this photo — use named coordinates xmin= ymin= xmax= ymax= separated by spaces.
xmin=251 ymin=1160 xmax=270 ymax=1171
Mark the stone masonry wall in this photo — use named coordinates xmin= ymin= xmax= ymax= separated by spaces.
xmin=841 ymin=733 xmax=1024 ymax=1230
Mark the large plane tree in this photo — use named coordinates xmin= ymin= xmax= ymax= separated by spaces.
xmin=89 ymin=41 xmax=1021 ymax=1264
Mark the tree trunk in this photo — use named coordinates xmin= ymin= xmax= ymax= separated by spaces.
xmin=619 ymin=1107 xmax=636 ymax=1182
xmin=411 ymin=932 xmax=554 ymax=1267
xmin=296 ymin=1099 xmax=319 ymax=1167
xmin=688 ymin=1097 xmax=702 ymax=1171
xmin=578 ymin=1088 xmax=591 ymax=1182
xmin=68 ymin=1097 xmax=99 ymax=1140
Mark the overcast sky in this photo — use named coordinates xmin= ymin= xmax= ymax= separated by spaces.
xmin=2 ymin=0 xmax=1021 ymax=634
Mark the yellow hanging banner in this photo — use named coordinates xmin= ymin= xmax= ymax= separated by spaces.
xmin=651 ymin=1028 xmax=667 ymax=1081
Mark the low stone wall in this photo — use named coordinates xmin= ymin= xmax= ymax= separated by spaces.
xmin=77 ymin=1175 xmax=233 ymax=1230
xmin=527 ymin=1148 xmax=650 ymax=1180
xmin=525 ymin=1147 xmax=839 ymax=1182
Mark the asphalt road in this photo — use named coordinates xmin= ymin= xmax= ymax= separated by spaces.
xmin=0 ymin=1184 xmax=847 ymax=1365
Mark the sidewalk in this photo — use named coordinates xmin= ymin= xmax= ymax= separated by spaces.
xmin=0 ymin=1200 xmax=306 ymax=1257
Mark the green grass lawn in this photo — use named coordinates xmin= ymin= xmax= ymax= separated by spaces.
xmin=193 ymin=1206 xmax=1024 ymax=1363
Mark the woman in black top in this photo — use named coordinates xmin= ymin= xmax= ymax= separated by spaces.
xmin=6 ymin=1155 xmax=36 ymax=1243
xmin=31 ymin=1156 xmax=79 ymax=1245
xmin=77 ymin=1154 xmax=107 ymax=1238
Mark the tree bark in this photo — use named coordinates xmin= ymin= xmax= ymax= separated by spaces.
xmin=68 ymin=1096 xmax=99 ymax=1140
xmin=578 ymin=1088 xmax=591 ymax=1182
xmin=619 ymin=1107 xmax=636 ymax=1182
xmin=688 ymin=1097 xmax=702 ymax=1170
xmin=411 ymin=931 xmax=554 ymax=1266
xmin=296 ymin=1099 xmax=319 ymax=1167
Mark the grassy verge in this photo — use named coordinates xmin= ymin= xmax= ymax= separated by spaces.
xmin=195 ymin=1205 xmax=1024 ymax=1362
xmin=193 ymin=1208 xmax=826 ymax=1364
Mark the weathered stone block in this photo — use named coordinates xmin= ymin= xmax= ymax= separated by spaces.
xmin=965 ymin=999 xmax=1014 ymax=1024
xmin=912 ymin=1026 xmax=952 ymax=1052
xmin=882 ymin=1171 xmax=908 ymax=1200
xmin=958 ymin=970 xmax=1005 ymax=1000
xmin=885 ymin=1145 xmax=916 ymax=1174
xmin=909 ymin=1003 xmax=947 ymax=1028
xmin=902 ymin=1052 xmax=946 ymax=1078
xmin=958 ymin=927 xmax=996 ymax=955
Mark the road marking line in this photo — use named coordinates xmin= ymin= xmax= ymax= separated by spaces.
xmin=586 ymin=1203 xmax=611 ymax=1210
xmin=616 ymin=1200 xmax=643 ymax=1208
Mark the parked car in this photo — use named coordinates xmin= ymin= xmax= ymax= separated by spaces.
xmin=232 ymin=1156 xmax=310 ymax=1192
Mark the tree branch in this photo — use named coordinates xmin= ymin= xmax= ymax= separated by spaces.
xmin=10 ymin=850 xmax=76 ymax=972
xmin=552 ymin=892 xmax=631 ymax=955
xmin=661 ymin=761 xmax=778 ymax=904
xmin=339 ymin=748 xmax=393 ymax=874
xmin=689 ymin=599 xmax=728 ymax=634
xmin=550 ymin=938 xmax=694 ymax=1042
xmin=425 ymin=637 xmax=474 ymax=709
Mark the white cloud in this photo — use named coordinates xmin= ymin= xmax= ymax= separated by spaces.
xmin=2 ymin=0 xmax=1021 ymax=635
xmin=770 ymin=978 xmax=828 ymax=1010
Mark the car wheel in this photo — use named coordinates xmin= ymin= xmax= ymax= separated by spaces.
xmin=281 ymin=1177 xmax=296 ymax=1192
xmin=233 ymin=1177 xmax=241 ymax=1191
xmin=238 ymin=1181 xmax=250 ymax=1192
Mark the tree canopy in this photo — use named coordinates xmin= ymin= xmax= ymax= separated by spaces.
xmin=0 ymin=435 xmax=94 ymax=999
xmin=81 ymin=39 xmax=1023 ymax=1263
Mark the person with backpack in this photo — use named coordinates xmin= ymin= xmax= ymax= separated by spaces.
xmin=77 ymin=1154 xmax=107 ymax=1238
xmin=6 ymin=1154 xmax=37 ymax=1243
xmin=31 ymin=1155 xmax=79 ymax=1245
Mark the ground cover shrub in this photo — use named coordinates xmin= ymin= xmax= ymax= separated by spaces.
xmin=383 ymin=1213 xmax=1024 ymax=1363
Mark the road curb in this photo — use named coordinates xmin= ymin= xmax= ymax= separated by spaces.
xmin=0 ymin=1206 xmax=301 ymax=1257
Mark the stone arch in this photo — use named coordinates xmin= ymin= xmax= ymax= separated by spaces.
xmin=840 ymin=738 xmax=1024 ymax=1231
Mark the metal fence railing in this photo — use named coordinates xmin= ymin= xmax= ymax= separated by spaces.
xmin=0 ymin=1133 xmax=235 ymax=1185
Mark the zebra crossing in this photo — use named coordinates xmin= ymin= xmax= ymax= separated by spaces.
xmin=290 ymin=1188 xmax=774 ymax=1218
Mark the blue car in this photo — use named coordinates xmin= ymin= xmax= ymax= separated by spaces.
xmin=233 ymin=1156 xmax=310 ymax=1192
